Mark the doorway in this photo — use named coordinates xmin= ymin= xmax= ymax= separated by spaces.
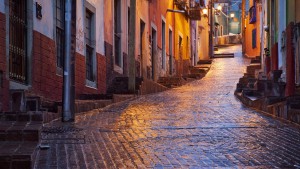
xmin=140 ymin=20 xmax=145 ymax=77
xmin=151 ymin=28 xmax=157 ymax=80
xmin=169 ymin=29 xmax=173 ymax=75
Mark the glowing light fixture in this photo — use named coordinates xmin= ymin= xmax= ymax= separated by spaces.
xmin=230 ymin=13 xmax=235 ymax=18
xmin=217 ymin=5 xmax=222 ymax=11
xmin=202 ymin=8 xmax=208 ymax=15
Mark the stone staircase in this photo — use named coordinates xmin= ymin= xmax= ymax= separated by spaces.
xmin=234 ymin=56 xmax=300 ymax=124
xmin=107 ymin=77 xmax=143 ymax=95
xmin=187 ymin=64 xmax=210 ymax=79
xmin=286 ymin=95 xmax=300 ymax=123
xmin=0 ymin=111 xmax=43 ymax=169
xmin=138 ymin=78 xmax=168 ymax=95
xmin=157 ymin=77 xmax=183 ymax=88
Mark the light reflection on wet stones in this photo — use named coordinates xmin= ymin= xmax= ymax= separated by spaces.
xmin=35 ymin=45 xmax=300 ymax=168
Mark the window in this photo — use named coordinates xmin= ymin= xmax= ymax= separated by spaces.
xmin=252 ymin=29 xmax=257 ymax=49
xmin=9 ymin=0 xmax=27 ymax=83
xmin=114 ymin=0 xmax=121 ymax=67
xmin=162 ymin=20 xmax=166 ymax=69
xmin=249 ymin=2 xmax=256 ymax=24
xmin=85 ymin=9 xmax=95 ymax=83
xmin=56 ymin=0 xmax=65 ymax=68
xmin=169 ymin=29 xmax=173 ymax=75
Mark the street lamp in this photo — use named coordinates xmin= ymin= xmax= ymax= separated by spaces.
xmin=230 ymin=13 xmax=235 ymax=18
xmin=202 ymin=8 xmax=208 ymax=17
xmin=217 ymin=5 xmax=222 ymax=11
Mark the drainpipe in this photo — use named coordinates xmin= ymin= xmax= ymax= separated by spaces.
xmin=242 ymin=0 xmax=245 ymax=55
xmin=209 ymin=0 xmax=214 ymax=58
xmin=62 ymin=0 xmax=73 ymax=122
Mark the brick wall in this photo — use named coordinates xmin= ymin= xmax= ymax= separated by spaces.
xmin=31 ymin=31 xmax=63 ymax=101
xmin=0 ymin=12 xmax=9 ymax=111
xmin=32 ymin=31 xmax=106 ymax=102
xmin=75 ymin=52 xmax=106 ymax=97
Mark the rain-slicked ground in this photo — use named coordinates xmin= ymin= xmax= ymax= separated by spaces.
xmin=35 ymin=45 xmax=300 ymax=168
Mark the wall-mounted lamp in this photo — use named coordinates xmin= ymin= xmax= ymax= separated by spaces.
xmin=230 ymin=13 xmax=235 ymax=18
xmin=217 ymin=5 xmax=222 ymax=11
xmin=202 ymin=8 xmax=208 ymax=17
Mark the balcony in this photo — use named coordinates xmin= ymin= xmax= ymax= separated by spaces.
xmin=173 ymin=0 xmax=203 ymax=20
xmin=174 ymin=0 xmax=188 ymax=11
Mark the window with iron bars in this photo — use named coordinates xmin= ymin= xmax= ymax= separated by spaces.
xmin=9 ymin=0 xmax=27 ymax=83
xmin=85 ymin=9 xmax=95 ymax=82
xmin=56 ymin=0 xmax=65 ymax=68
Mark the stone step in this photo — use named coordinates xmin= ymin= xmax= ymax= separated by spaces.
xmin=158 ymin=77 xmax=183 ymax=88
xmin=185 ymin=73 xmax=205 ymax=79
xmin=107 ymin=77 xmax=143 ymax=94
xmin=0 ymin=112 xmax=43 ymax=123
xmin=213 ymin=53 xmax=234 ymax=58
xmin=138 ymin=78 xmax=168 ymax=95
xmin=0 ymin=141 xmax=38 ymax=169
xmin=197 ymin=59 xmax=212 ymax=64
xmin=73 ymin=99 xmax=113 ymax=114
xmin=190 ymin=68 xmax=208 ymax=74
xmin=0 ymin=121 xmax=42 ymax=142
xmin=78 ymin=94 xmax=113 ymax=100
xmin=288 ymin=109 xmax=300 ymax=123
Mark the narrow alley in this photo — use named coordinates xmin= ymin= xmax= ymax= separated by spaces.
xmin=35 ymin=45 xmax=300 ymax=168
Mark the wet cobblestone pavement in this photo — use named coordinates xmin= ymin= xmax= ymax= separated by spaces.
xmin=35 ymin=45 xmax=300 ymax=168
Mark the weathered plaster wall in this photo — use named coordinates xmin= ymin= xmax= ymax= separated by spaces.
xmin=136 ymin=0 xmax=150 ymax=77
xmin=198 ymin=17 xmax=209 ymax=60
xmin=33 ymin=0 xmax=54 ymax=39
xmin=76 ymin=0 xmax=105 ymax=55
xmin=0 ymin=0 xmax=4 ymax=13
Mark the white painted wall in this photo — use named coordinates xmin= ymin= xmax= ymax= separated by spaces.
xmin=33 ymin=0 xmax=54 ymax=39
xmin=0 ymin=0 xmax=4 ymax=13
xmin=76 ymin=0 xmax=84 ymax=55
xmin=278 ymin=0 xmax=286 ymax=70
xmin=76 ymin=0 xmax=105 ymax=55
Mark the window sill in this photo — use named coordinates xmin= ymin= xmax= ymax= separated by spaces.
xmin=114 ymin=65 xmax=123 ymax=74
xmin=85 ymin=79 xmax=97 ymax=89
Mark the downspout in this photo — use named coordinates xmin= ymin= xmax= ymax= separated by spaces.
xmin=62 ymin=0 xmax=73 ymax=122
xmin=173 ymin=1 xmax=176 ymax=76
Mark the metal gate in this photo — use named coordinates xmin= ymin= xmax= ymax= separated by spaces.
xmin=9 ymin=0 xmax=27 ymax=83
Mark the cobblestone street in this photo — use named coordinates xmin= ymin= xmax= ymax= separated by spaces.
xmin=35 ymin=45 xmax=300 ymax=168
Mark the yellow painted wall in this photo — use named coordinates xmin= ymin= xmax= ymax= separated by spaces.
xmin=245 ymin=2 xmax=261 ymax=58
xmin=198 ymin=17 xmax=209 ymax=60
xmin=174 ymin=9 xmax=190 ymax=61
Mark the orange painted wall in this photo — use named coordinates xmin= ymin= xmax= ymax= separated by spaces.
xmin=245 ymin=2 xmax=261 ymax=58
